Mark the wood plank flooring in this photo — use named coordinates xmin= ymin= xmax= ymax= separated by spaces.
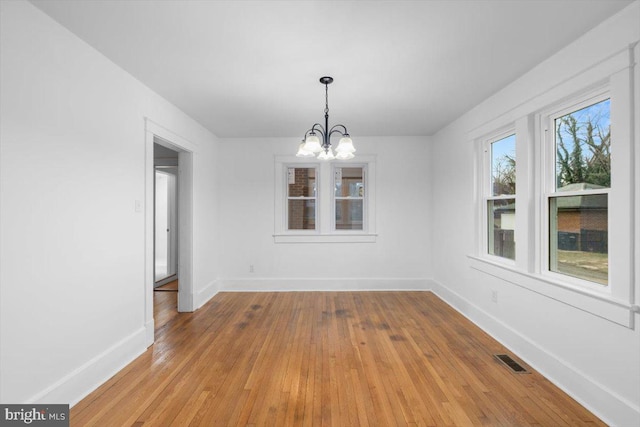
xmin=71 ymin=292 xmax=604 ymax=426
xmin=153 ymin=290 xmax=178 ymax=332
xmin=155 ymin=279 xmax=179 ymax=292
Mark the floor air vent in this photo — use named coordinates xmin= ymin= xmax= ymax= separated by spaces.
xmin=494 ymin=354 xmax=529 ymax=374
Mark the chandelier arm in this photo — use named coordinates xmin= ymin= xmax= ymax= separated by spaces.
xmin=328 ymin=124 xmax=348 ymax=136
xmin=328 ymin=130 xmax=345 ymax=141
xmin=310 ymin=123 xmax=326 ymax=134
xmin=310 ymin=124 xmax=327 ymax=149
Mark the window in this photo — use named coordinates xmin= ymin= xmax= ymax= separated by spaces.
xmin=287 ymin=167 xmax=316 ymax=230
xmin=334 ymin=166 xmax=364 ymax=231
xmin=547 ymin=97 xmax=610 ymax=286
xmin=274 ymin=156 xmax=376 ymax=243
xmin=486 ymin=133 xmax=516 ymax=260
xmin=471 ymin=49 xmax=635 ymax=327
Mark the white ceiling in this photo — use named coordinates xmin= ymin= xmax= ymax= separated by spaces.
xmin=30 ymin=0 xmax=633 ymax=138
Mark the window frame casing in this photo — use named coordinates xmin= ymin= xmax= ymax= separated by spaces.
xmin=274 ymin=155 xmax=377 ymax=243
xmin=331 ymin=164 xmax=367 ymax=233
xmin=285 ymin=165 xmax=318 ymax=232
xmin=483 ymin=129 xmax=518 ymax=265
xmin=469 ymin=46 xmax=636 ymax=328
xmin=540 ymin=89 xmax=612 ymax=292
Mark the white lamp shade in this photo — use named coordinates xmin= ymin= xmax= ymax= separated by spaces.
xmin=317 ymin=147 xmax=335 ymax=160
xmin=335 ymin=136 xmax=355 ymax=153
xmin=335 ymin=151 xmax=355 ymax=160
xmin=303 ymin=134 xmax=323 ymax=153
xmin=296 ymin=142 xmax=315 ymax=158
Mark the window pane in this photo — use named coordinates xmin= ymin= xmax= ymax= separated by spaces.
xmin=488 ymin=199 xmax=515 ymax=260
xmin=288 ymin=168 xmax=316 ymax=197
xmin=491 ymin=134 xmax=516 ymax=196
xmin=288 ymin=199 xmax=315 ymax=230
xmin=335 ymin=167 xmax=363 ymax=197
xmin=335 ymin=200 xmax=363 ymax=230
xmin=549 ymin=194 xmax=608 ymax=285
xmin=555 ymin=99 xmax=610 ymax=190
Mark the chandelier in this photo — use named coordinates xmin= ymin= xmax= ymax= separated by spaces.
xmin=296 ymin=76 xmax=356 ymax=160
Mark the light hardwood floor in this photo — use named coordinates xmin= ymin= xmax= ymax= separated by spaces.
xmin=71 ymin=292 xmax=604 ymax=426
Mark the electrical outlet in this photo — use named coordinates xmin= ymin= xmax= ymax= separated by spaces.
xmin=491 ymin=290 xmax=498 ymax=303
xmin=249 ymin=264 xmax=254 ymax=273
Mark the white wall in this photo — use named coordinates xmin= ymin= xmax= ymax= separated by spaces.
xmin=2 ymin=0 xmax=636 ymax=423
xmin=216 ymin=136 xmax=432 ymax=290
xmin=429 ymin=3 xmax=640 ymax=426
xmin=0 ymin=0 xmax=219 ymax=405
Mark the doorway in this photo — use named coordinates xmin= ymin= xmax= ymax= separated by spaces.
xmin=145 ymin=120 xmax=195 ymax=346
xmin=154 ymin=144 xmax=179 ymax=287
xmin=153 ymin=144 xmax=179 ymax=329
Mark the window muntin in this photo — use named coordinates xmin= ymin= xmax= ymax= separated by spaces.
xmin=548 ymin=98 xmax=610 ymax=286
xmin=334 ymin=167 xmax=364 ymax=230
xmin=486 ymin=134 xmax=516 ymax=260
xmin=287 ymin=167 xmax=316 ymax=230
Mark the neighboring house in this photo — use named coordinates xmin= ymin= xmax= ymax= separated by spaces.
xmin=556 ymin=183 xmax=608 ymax=253
xmin=492 ymin=182 xmax=608 ymax=256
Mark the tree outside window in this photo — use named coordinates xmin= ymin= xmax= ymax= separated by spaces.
xmin=550 ymin=98 xmax=610 ymax=285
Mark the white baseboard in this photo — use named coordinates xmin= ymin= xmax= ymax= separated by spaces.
xmin=28 ymin=327 xmax=148 ymax=408
xmin=196 ymin=279 xmax=220 ymax=309
xmin=430 ymin=279 xmax=640 ymax=427
xmin=29 ymin=278 xmax=635 ymax=424
xmin=217 ymin=277 xmax=432 ymax=292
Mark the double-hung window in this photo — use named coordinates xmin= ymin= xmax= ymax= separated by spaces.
xmin=334 ymin=166 xmax=365 ymax=231
xmin=485 ymin=133 xmax=516 ymax=261
xmin=471 ymin=46 xmax=635 ymax=327
xmin=274 ymin=156 xmax=376 ymax=243
xmin=286 ymin=167 xmax=317 ymax=230
xmin=545 ymin=95 xmax=611 ymax=286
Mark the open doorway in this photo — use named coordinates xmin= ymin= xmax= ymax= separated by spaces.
xmin=154 ymin=144 xmax=179 ymax=289
xmin=145 ymin=120 xmax=195 ymax=346
xmin=153 ymin=143 xmax=179 ymax=328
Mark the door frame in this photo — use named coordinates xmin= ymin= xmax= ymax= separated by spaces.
xmin=144 ymin=118 xmax=195 ymax=346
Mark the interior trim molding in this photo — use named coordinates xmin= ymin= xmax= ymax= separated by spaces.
xmin=216 ymin=278 xmax=432 ymax=292
xmin=28 ymin=327 xmax=148 ymax=408
xmin=196 ymin=280 xmax=220 ymax=309
xmin=467 ymin=255 xmax=634 ymax=328
xmin=430 ymin=279 xmax=640 ymax=427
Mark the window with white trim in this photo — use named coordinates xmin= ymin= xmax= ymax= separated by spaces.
xmin=544 ymin=95 xmax=611 ymax=286
xmin=485 ymin=133 xmax=516 ymax=261
xmin=333 ymin=166 xmax=365 ymax=231
xmin=274 ymin=156 xmax=376 ymax=243
xmin=471 ymin=50 xmax=635 ymax=327
xmin=286 ymin=167 xmax=317 ymax=230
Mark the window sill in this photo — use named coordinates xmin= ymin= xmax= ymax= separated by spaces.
xmin=274 ymin=234 xmax=377 ymax=244
xmin=467 ymin=255 xmax=636 ymax=328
